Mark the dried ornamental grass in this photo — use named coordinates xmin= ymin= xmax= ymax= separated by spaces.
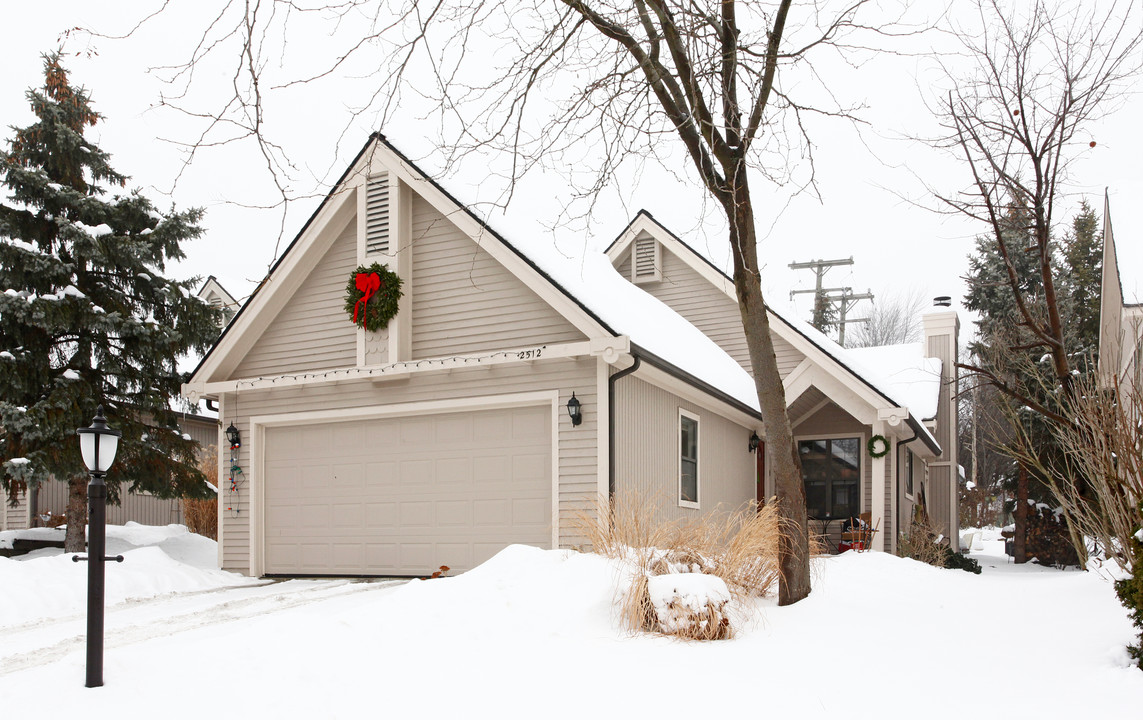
xmin=576 ymin=492 xmax=792 ymax=639
xmin=181 ymin=445 xmax=218 ymax=540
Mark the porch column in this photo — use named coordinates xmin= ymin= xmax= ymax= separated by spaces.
xmin=870 ymin=419 xmax=887 ymax=552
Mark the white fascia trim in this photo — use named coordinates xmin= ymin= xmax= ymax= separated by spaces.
xmin=784 ymin=363 xmax=877 ymax=426
xmin=184 ymin=336 xmax=629 ymax=400
xmin=247 ymin=390 xmax=561 ymax=576
xmin=374 ymin=144 xmax=612 ymax=342
xmin=191 ymin=185 xmax=359 ymax=386
xmin=609 ymin=214 xmax=736 ymax=297
xmin=631 ymin=360 xmax=762 ymax=431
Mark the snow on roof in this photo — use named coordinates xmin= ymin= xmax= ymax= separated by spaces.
xmin=483 ymin=219 xmax=761 ymax=414
xmin=846 ymin=343 xmax=942 ymax=421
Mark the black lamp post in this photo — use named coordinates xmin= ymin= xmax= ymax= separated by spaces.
xmin=74 ymin=405 xmax=122 ymax=688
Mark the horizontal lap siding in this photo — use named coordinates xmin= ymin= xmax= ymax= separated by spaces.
xmin=410 ymin=196 xmax=585 ymax=359
xmin=217 ymin=358 xmax=598 ymax=574
xmin=619 ymin=243 xmax=806 ymax=377
xmin=233 ymin=218 xmax=358 ymax=378
xmin=613 ymin=374 xmax=755 ymax=523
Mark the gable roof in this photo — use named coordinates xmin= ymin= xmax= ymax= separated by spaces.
xmin=188 ymin=134 xmax=762 ymax=419
xmin=607 ymin=210 xmax=941 ymax=452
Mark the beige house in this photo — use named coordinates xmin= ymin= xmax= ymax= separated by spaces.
xmin=180 ymin=133 xmax=960 ymax=577
xmin=1099 ymin=194 xmax=1142 ymax=392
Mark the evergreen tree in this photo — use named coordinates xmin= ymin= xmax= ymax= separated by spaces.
xmin=811 ymin=290 xmax=837 ymax=336
xmin=1059 ymin=200 xmax=1103 ymax=363
xmin=0 ymin=53 xmax=221 ymax=550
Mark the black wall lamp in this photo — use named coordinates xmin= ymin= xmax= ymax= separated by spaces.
xmin=225 ymin=423 xmax=241 ymax=448
xmin=748 ymin=431 xmax=761 ymax=453
xmin=567 ymin=392 xmax=582 ymax=426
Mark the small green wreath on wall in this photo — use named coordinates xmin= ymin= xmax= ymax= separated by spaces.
xmin=344 ymin=263 xmax=403 ymax=332
xmin=867 ymin=434 xmax=890 ymax=459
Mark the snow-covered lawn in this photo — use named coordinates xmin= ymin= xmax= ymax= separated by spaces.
xmin=1 ymin=524 xmax=1139 ymax=718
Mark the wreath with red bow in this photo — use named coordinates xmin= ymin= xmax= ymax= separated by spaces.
xmin=343 ymin=263 xmax=403 ymax=332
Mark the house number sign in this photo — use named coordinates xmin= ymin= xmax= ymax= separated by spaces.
xmin=516 ymin=346 xmax=546 ymax=361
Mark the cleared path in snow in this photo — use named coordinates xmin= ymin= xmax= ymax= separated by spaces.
xmin=0 ymin=577 xmax=405 ymax=676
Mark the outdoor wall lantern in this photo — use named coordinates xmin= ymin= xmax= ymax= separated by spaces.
xmin=225 ymin=422 xmax=241 ymax=448
xmin=748 ymin=431 xmax=761 ymax=453
xmin=567 ymin=392 xmax=582 ymax=426
xmin=74 ymin=404 xmax=123 ymax=688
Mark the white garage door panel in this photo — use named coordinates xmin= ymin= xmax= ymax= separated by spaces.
xmin=263 ymin=405 xmax=551 ymax=576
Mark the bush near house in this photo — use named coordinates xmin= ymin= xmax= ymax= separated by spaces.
xmin=1116 ymin=504 xmax=1143 ymax=669
xmin=577 ymin=494 xmax=786 ymax=640
xmin=181 ymin=446 xmax=218 ymax=540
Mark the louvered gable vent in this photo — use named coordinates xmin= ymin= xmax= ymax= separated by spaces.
xmin=365 ymin=173 xmax=391 ymax=255
xmin=632 ymin=235 xmax=659 ymax=283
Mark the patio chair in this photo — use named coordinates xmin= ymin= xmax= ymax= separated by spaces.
xmin=839 ymin=512 xmax=878 ymax=552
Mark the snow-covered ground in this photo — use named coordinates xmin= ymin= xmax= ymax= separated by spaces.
xmin=1 ymin=524 xmax=1139 ymax=718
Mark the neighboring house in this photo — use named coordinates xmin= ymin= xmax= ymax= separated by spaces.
xmin=181 ymin=132 xmax=960 ymax=578
xmin=198 ymin=275 xmax=240 ymax=327
xmin=1099 ymin=194 xmax=1142 ymax=393
xmin=0 ymin=412 xmax=218 ymax=531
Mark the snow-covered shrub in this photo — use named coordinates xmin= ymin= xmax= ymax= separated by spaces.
xmin=576 ymin=492 xmax=786 ymax=639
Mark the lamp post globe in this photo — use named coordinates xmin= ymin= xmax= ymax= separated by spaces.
xmin=75 ymin=404 xmax=122 ymax=688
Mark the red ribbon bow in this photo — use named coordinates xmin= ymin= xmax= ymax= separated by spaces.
xmin=353 ymin=272 xmax=382 ymax=325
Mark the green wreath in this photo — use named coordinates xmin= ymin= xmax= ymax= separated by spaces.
xmin=344 ymin=263 xmax=403 ymax=332
xmin=867 ymin=434 xmax=890 ymax=459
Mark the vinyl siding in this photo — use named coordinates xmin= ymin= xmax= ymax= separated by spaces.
xmin=612 ymin=374 xmax=755 ymax=522
xmin=617 ymin=244 xmax=806 ymax=376
xmin=34 ymin=479 xmax=183 ymax=526
xmin=233 ymin=217 xmax=358 ymax=378
xmin=409 ymin=195 xmax=586 ymax=359
xmin=4 ymin=489 xmax=28 ymax=530
xmin=216 ymin=357 xmax=598 ymax=574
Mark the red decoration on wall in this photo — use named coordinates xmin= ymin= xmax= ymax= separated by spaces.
xmin=353 ymin=272 xmax=381 ymax=325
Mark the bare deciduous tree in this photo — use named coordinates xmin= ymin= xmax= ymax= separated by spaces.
xmin=933 ymin=0 xmax=1141 ymax=410
xmin=91 ymin=1 xmax=932 ymax=604
xmin=845 ymin=287 xmax=927 ymax=348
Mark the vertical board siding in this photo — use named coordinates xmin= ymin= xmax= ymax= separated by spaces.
xmin=34 ymin=479 xmax=183 ymax=526
xmin=612 ymin=374 xmax=755 ymax=524
xmin=409 ymin=195 xmax=586 ymax=359
xmin=233 ymin=218 xmax=358 ymax=378
xmin=217 ymin=357 xmax=598 ymax=574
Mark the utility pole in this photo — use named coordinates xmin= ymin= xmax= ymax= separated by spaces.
xmin=789 ymin=258 xmax=853 ymax=334
xmin=832 ymin=288 xmax=874 ymax=346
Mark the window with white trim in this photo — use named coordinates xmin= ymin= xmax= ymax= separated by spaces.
xmin=679 ymin=410 xmax=700 ymax=508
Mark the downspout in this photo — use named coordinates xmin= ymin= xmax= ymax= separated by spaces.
xmin=608 ymin=356 xmax=641 ymax=498
xmin=895 ymin=425 xmax=922 ymax=544
xmin=205 ymin=399 xmax=219 ymax=413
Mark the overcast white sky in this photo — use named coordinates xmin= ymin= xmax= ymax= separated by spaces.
xmin=3 ymin=1 xmax=1141 ymax=340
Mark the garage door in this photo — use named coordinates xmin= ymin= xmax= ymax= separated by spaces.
xmin=262 ymin=405 xmax=552 ymax=576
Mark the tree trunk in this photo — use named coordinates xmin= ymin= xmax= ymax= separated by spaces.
xmin=1014 ymin=463 xmax=1028 ymax=564
xmin=725 ymin=179 xmax=810 ymax=606
xmin=64 ymin=474 xmax=88 ymax=553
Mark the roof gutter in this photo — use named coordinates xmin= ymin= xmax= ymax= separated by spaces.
xmin=628 ymin=343 xmax=763 ymax=421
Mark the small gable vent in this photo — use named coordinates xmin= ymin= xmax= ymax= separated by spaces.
xmin=365 ymin=173 xmax=391 ymax=255
xmin=632 ymin=235 xmax=659 ymax=283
